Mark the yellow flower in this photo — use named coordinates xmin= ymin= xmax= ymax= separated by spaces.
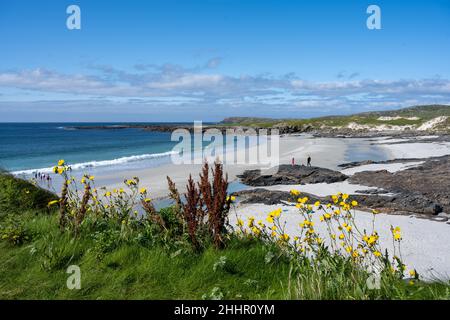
xmin=81 ymin=177 xmax=86 ymax=184
xmin=391 ymin=226 xmax=402 ymax=241
xmin=144 ymin=198 xmax=151 ymax=203
xmin=89 ymin=175 xmax=95 ymax=181
xmin=373 ymin=251 xmax=382 ymax=257
xmin=47 ymin=200 xmax=59 ymax=207
xmin=271 ymin=208 xmax=282 ymax=217
xmin=251 ymin=227 xmax=261 ymax=235
xmin=57 ymin=167 xmax=64 ymax=175
xmin=339 ymin=234 xmax=345 ymax=240
xmin=314 ymin=201 xmax=320 ymax=207
xmin=281 ymin=233 xmax=290 ymax=241
xmin=139 ymin=187 xmax=147 ymax=194
xmin=334 ymin=209 xmax=341 ymax=215
xmin=372 ymin=209 xmax=380 ymax=215
xmin=237 ymin=219 xmax=244 ymax=227
xmin=290 ymin=189 xmax=300 ymax=196
xmin=351 ymin=200 xmax=358 ymax=207
xmin=105 ymin=191 xmax=111 ymax=197
xmin=345 ymin=246 xmax=352 ymax=253
xmin=342 ymin=193 xmax=349 ymax=200
xmin=324 ymin=213 xmax=331 ymax=220
xmin=58 ymin=159 xmax=65 ymax=166
xmin=230 ymin=196 xmax=236 ymax=202
xmin=266 ymin=215 xmax=274 ymax=224
xmin=409 ymin=270 xmax=416 ymax=277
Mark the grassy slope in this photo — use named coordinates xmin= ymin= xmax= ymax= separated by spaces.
xmin=220 ymin=105 xmax=450 ymax=130
xmin=1 ymin=174 xmax=449 ymax=300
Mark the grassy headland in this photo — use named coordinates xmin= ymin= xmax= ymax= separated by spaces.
xmin=1 ymin=163 xmax=449 ymax=300
xmin=219 ymin=104 xmax=450 ymax=132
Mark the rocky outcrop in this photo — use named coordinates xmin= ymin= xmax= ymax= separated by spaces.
xmin=233 ymin=189 xmax=323 ymax=205
xmin=235 ymin=156 xmax=450 ymax=216
xmin=233 ymin=188 xmax=444 ymax=216
xmin=348 ymin=156 xmax=450 ymax=214
xmin=237 ymin=165 xmax=348 ymax=186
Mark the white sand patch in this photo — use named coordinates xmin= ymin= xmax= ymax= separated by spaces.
xmin=232 ymin=203 xmax=450 ymax=280
xmin=255 ymin=180 xmax=378 ymax=196
xmin=341 ymin=161 xmax=425 ymax=175
xmin=372 ymin=138 xmax=409 ymax=144
xmin=346 ymin=122 xmax=415 ymax=131
xmin=97 ymin=134 xmax=349 ymax=198
xmin=415 ymin=135 xmax=439 ymax=140
xmin=377 ymin=116 xmax=420 ymax=121
xmin=417 ymin=116 xmax=448 ymax=131
xmin=381 ymin=142 xmax=450 ymax=159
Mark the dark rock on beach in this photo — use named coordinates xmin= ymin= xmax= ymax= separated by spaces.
xmin=234 ymin=188 xmax=444 ymax=216
xmin=235 ymin=156 xmax=450 ymax=216
xmin=348 ymin=156 xmax=450 ymax=214
xmin=237 ymin=165 xmax=348 ymax=186
xmin=233 ymin=188 xmax=324 ymax=206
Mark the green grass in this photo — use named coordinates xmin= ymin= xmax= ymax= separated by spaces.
xmin=0 ymin=171 xmax=57 ymax=218
xmin=1 ymin=174 xmax=449 ymax=300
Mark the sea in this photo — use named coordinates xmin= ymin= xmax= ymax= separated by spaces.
xmin=0 ymin=123 xmax=193 ymax=174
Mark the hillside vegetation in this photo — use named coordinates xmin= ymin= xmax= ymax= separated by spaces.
xmin=220 ymin=105 xmax=450 ymax=132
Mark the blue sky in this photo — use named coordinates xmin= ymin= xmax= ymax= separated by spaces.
xmin=0 ymin=0 xmax=449 ymax=122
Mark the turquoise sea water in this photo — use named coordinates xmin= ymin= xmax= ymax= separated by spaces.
xmin=0 ymin=123 xmax=390 ymax=176
xmin=0 ymin=123 xmax=190 ymax=173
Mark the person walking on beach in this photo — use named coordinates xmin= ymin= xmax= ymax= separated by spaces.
xmin=307 ymin=155 xmax=311 ymax=167
xmin=291 ymin=157 xmax=295 ymax=166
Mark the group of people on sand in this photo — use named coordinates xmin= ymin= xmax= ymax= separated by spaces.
xmin=34 ymin=171 xmax=52 ymax=186
xmin=291 ymin=156 xmax=312 ymax=167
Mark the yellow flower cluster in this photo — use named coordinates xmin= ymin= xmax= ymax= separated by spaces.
xmin=391 ymin=226 xmax=402 ymax=241
xmin=53 ymin=159 xmax=68 ymax=175
xmin=236 ymin=189 xmax=412 ymax=280
xmin=266 ymin=208 xmax=282 ymax=223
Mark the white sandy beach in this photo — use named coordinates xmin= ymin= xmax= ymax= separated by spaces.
xmin=225 ymin=134 xmax=450 ymax=281
xmin=231 ymin=204 xmax=450 ymax=281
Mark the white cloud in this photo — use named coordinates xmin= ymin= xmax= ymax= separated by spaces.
xmin=0 ymin=64 xmax=449 ymax=119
